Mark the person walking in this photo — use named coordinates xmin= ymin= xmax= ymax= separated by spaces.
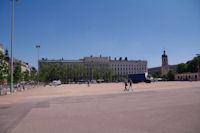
xmin=128 ymin=79 xmax=133 ymax=92
xmin=124 ymin=79 xmax=128 ymax=91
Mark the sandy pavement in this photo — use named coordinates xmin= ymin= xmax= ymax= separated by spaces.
xmin=0 ymin=81 xmax=200 ymax=104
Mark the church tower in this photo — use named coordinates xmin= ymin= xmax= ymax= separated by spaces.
xmin=161 ymin=50 xmax=169 ymax=75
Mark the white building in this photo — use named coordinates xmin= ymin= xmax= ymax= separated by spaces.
xmin=39 ymin=56 xmax=148 ymax=77
xmin=110 ymin=59 xmax=147 ymax=76
xmin=14 ymin=58 xmax=31 ymax=73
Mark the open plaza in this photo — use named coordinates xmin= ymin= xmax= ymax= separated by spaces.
xmin=0 ymin=81 xmax=200 ymax=104
xmin=0 ymin=81 xmax=200 ymax=133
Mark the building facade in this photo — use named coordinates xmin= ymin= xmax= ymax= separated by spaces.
xmin=110 ymin=59 xmax=147 ymax=76
xmin=0 ymin=44 xmax=4 ymax=53
xmin=148 ymin=65 xmax=178 ymax=74
xmin=14 ymin=59 xmax=31 ymax=73
xmin=175 ymin=73 xmax=200 ymax=81
xmin=83 ymin=56 xmax=110 ymax=78
xmin=39 ymin=56 xmax=148 ymax=77
xmin=148 ymin=50 xmax=176 ymax=75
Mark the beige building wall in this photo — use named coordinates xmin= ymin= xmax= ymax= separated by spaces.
xmin=161 ymin=50 xmax=169 ymax=75
xmin=21 ymin=62 xmax=31 ymax=73
xmin=39 ymin=59 xmax=84 ymax=70
xmin=110 ymin=60 xmax=147 ymax=76
xmin=175 ymin=73 xmax=200 ymax=81
xmin=39 ymin=56 xmax=148 ymax=77
xmin=0 ymin=44 xmax=4 ymax=53
xmin=83 ymin=56 xmax=110 ymax=77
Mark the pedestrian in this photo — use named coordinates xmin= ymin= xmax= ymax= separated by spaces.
xmin=124 ymin=79 xmax=128 ymax=91
xmin=128 ymin=79 xmax=133 ymax=92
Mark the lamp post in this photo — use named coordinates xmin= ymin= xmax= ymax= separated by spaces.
xmin=196 ymin=54 xmax=200 ymax=73
xmin=10 ymin=0 xmax=19 ymax=93
xmin=36 ymin=45 xmax=40 ymax=72
xmin=196 ymin=54 xmax=200 ymax=81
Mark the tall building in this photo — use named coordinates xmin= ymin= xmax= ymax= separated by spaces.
xmin=83 ymin=56 xmax=110 ymax=78
xmin=39 ymin=56 xmax=148 ymax=78
xmin=110 ymin=58 xmax=147 ymax=76
xmin=161 ymin=50 xmax=169 ymax=75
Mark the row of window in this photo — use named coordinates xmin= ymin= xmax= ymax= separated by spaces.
xmin=116 ymin=71 xmax=145 ymax=75
xmin=177 ymin=75 xmax=198 ymax=80
xmin=113 ymin=67 xmax=146 ymax=71
xmin=111 ymin=64 xmax=146 ymax=68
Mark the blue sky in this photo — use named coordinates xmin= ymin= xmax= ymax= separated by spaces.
xmin=0 ymin=0 xmax=200 ymax=68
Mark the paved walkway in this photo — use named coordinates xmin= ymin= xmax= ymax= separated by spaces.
xmin=1 ymin=81 xmax=200 ymax=104
xmin=0 ymin=85 xmax=200 ymax=133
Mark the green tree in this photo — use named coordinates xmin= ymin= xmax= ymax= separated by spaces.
xmin=30 ymin=67 xmax=37 ymax=81
xmin=81 ymin=65 xmax=87 ymax=80
xmin=149 ymin=72 xmax=162 ymax=78
xmin=167 ymin=70 xmax=175 ymax=81
xmin=162 ymin=74 xmax=167 ymax=79
xmin=176 ymin=63 xmax=187 ymax=73
xmin=176 ymin=56 xmax=200 ymax=74
xmin=23 ymin=69 xmax=30 ymax=81
xmin=93 ymin=67 xmax=101 ymax=79
xmin=105 ymin=68 xmax=114 ymax=81
xmin=186 ymin=56 xmax=200 ymax=73
xmin=13 ymin=63 xmax=22 ymax=83
xmin=0 ymin=52 xmax=9 ymax=84
xmin=39 ymin=64 xmax=49 ymax=82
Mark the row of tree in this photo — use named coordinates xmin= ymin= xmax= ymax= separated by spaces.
xmin=0 ymin=52 xmax=9 ymax=83
xmin=150 ymin=55 xmax=200 ymax=81
xmin=149 ymin=70 xmax=175 ymax=81
xmin=39 ymin=63 xmax=115 ymax=83
xmin=12 ymin=63 xmax=34 ymax=83
xmin=176 ymin=56 xmax=200 ymax=73
xmin=0 ymin=51 xmax=37 ymax=84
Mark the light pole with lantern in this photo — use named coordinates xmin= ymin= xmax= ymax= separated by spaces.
xmin=10 ymin=0 xmax=19 ymax=93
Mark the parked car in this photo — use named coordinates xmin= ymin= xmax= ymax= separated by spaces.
xmin=78 ymin=80 xmax=87 ymax=84
xmin=97 ymin=79 xmax=104 ymax=83
xmin=91 ymin=80 xmax=97 ymax=83
xmin=49 ymin=80 xmax=61 ymax=86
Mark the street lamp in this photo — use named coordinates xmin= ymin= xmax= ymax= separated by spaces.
xmin=196 ymin=54 xmax=200 ymax=74
xmin=10 ymin=0 xmax=19 ymax=93
xmin=36 ymin=45 xmax=40 ymax=72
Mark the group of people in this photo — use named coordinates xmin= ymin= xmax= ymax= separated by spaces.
xmin=124 ymin=79 xmax=133 ymax=92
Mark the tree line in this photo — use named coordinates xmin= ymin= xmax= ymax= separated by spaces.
xmin=39 ymin=63 xmax=115 ymax=83
xmin=0 ymin=51 xmax=37 ymax=84
xmin=176 ymin=55 xmax=200 ymax=73
xmin=150 ymin=55 xmax=200 ymax=81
